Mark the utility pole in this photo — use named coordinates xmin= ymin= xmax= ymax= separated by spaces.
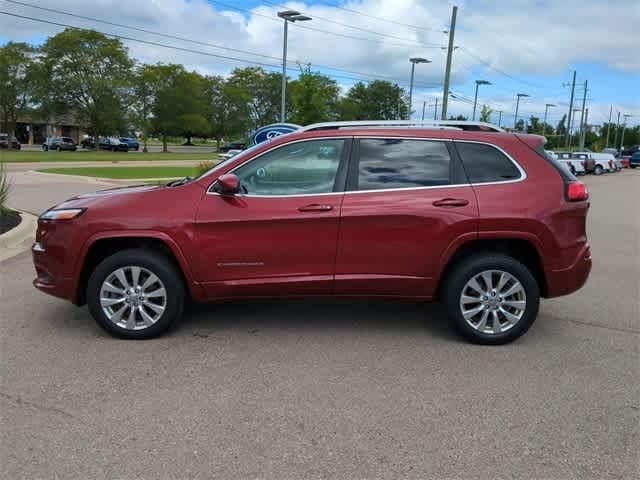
xmin=613 ymin=111 xmax=620 ymax=151
xmin=620 ymin=114 xmax=632 ymax=151
xmin=441 ymin=5 xmax=457 ymax=120
xmin=434 ymin=97 xmax=439 ymax=120
xmin=421 ymin=101 xmax=426 ymax=121
xmin=565 ymin=70 xmax=576 ymax=148
xmin=497 ymin=110 xmax=502 ymax=127
xmin=605 ymin=105 xmax=612 ymax=148
xmin=580 ymin=108 xmax=589 ymax=150
xmin=578 ymin=80 xmax=588 ymax=150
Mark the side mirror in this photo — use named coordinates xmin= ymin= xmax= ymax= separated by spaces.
xmin=214 ymin=173 xmax=240 ymax=194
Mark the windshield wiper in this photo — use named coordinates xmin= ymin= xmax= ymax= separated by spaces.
xmin=166 ymin=176 xmax=193 ymax=187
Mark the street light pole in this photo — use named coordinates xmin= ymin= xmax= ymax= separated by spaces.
xmin=408 ymin=57 xmax=430 ymax=120
xmin=542 ymin=103 xmax=556 ymax=137
xmin=472 ymin=80 xmax=490 ymax=121
xmin=278 ymin=10 xmax=312 ymax=123
xmin=514 ymin=93 xmax=529 ymax=130
xmin=620 ymin=114 xmax=632 ymax=151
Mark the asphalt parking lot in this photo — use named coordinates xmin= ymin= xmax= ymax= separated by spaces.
xmin=1 ymin=170 xmax=638 ymax=479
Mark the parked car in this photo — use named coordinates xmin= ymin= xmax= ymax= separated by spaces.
xmin=630 ymin=152 xmax=640 ymax=168
xmin=572 ymin=152 xmax=610 ymax=175
xmin=219 ymin=140 xmax=246 ymax=152
xmin=554 ymin=152 xmax=585 ymax=175
xmin=80 ymin=137 xmax=95 ymax=149
xmin=601 ymin=148 xmax=619 ymax=157
xmin=218 ymin=149 xmax=243 ymax=161
xmin=32 ymin=120 xmax=592 ymax=345
xmin=0 ymin=133 xmax=21 ymax=150
xmin=99 ymin=137 xmax=129 ymax=152
xmin=120 ymin=137 xmax=140 ymax=151
xmin=42 ymin=136 xmax=77 ymax=152
xmin=620 ymin=155 xmax=632 ymax=168
xmin=592 ymin=152 xmax=619 ymax=172
xmin=621 ymin=145 xmax=640 ymax=157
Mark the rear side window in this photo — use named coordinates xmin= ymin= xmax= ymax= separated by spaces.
xmin=455 ymin=142 xmax=521 ymax=183
xmin=353 ymin=139 xmax=451 ymax=191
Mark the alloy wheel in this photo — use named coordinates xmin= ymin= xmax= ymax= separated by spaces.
xmin=459 ymin=270 xmax=527 ymax=335
xmin=99 ymin=266 xmax=167 ymax=330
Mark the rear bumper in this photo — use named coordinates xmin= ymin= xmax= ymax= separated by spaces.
xmin=545 ymin=244 xmax=592 ymax=298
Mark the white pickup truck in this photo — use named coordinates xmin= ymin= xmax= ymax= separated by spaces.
xmin=553 ymin=152 xmax=586 ymax=175
xmin=573 ymin=151 xmax=616 ymax=175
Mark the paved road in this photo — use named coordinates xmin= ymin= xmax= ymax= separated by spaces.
xmin=1 ymin=171 xmax=638 ymax=479
xmin=19 ymin=144 xmax=217 ymax=153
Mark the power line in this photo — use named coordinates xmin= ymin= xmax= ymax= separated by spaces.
xmin=315 ymin=0 xmax=447 ymax=33
xmin=0 ymin=1 xmax=441 ymax=88
xmin=259 ymin=0 xmax=445 ymax=45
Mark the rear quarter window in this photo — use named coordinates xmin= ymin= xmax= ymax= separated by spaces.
xmin=454 ymin=142 xmax=522 ymax=183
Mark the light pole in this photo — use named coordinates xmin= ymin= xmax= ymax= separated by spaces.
xmin=278 ymin=10 xmax=312 ymax=122
xmin=620 ymin=114 xmax=632 ymax=151
xmin=514 ymin=93 xmax=529 ymax=130
xmin=542 ymin=103 xmax=556 ymax=137
xmin=408 ymin=57 xmax=430 ymax=120
xmin=472 ymin=80 xmax=491 ymax=121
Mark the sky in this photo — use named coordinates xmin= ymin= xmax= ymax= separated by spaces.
xmin=1 ymin=0 xmax=639 ymax=127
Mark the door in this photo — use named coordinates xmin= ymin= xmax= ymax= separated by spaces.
xmin=194 ymin=138 xmax=351 ymax=299
xmin=334 ymin=137 xmax=478 ymax=298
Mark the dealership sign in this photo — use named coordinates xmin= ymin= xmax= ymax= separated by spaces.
xmin=251 ymin=123 xmax=301 ymax=145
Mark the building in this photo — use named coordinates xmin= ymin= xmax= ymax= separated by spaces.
xmin=13 ymin=111 xmax=85 ymax=145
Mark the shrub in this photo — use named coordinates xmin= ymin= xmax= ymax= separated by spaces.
xmin=0 ymin=162 xmax=10 ymax=214
xmin=195 ymin=161 xmax=215 ymax=177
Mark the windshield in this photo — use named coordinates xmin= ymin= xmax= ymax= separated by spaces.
xmin=195 ymin=141 xmax=269 ymax=180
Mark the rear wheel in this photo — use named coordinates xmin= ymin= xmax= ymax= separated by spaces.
xmin=87 ymin=249 xmax=185 ymax=339
xmin=594 ymin=164 xmax=604 ymax=175
xmin=442 ymin=254 xmax=540 ymax=345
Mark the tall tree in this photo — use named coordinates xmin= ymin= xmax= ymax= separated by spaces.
xmin=527 ymin=115 xmax=540 ymax=134
xmin=226 ymin=67 xmax=282 ymax=129
xmin=479 ymin=104 xmax=492 ymax=123
xmin=151 ymin=67 xmax=209 ymax=151
xmin=205 ymin=75 xmax=249 ymax=148
xmin=39 ymin=29 xmax=133 ymax=143
xmin=339 ymin=80 xmax=408 ymax=120
xmin=288 ymin=69 xmax=340 ymax=125
xmin=0 ymin=42 xmax=35 ymax=143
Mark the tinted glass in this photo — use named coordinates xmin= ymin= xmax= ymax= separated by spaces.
xmin=455 ymin=142 xmax=521 ymax=183
xmin=234 ymin=139 xmax=344 ymax=196
xmin=355 ymin=139 xmax=451 ymax=191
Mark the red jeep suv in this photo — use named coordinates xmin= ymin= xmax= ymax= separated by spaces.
xmin=32 ymin=121 xmax=591 ymax=344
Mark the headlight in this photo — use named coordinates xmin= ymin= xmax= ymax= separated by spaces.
xmin=39 ymin=208 xmax=86 ymax=221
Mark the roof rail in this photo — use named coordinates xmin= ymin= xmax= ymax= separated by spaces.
xmin=300 ymin=120 xmax=505 ymax=133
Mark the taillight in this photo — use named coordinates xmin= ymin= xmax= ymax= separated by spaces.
xmin=567 ymin=181 xmax=589 ymax=201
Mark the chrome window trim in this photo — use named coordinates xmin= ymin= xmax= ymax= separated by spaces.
xmin=206 ymin=136 xmax=527 ymax=198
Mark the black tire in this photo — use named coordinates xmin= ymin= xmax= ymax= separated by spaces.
xmin=594 ymin=164 xmax=604 ymax=175
xmin=442 ymin=254 xmax=540 ymax=345
xmin=57 ymin=146 xmax=61 ymax=152
xmin=569 ymin=165 xmax=576 ymax=176
xmin=630 ymin=165 xmax=636 ymax=169
xmin=43 ymin=145 xmax=48 ymax=151
xmin=87 ymin=249 xmax=185 ymax=339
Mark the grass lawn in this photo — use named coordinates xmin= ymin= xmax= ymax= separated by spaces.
xmin=0 ymin=150 xmax=218 ymax=163
xmin=38 ymin=166 xmax=200 ymax=179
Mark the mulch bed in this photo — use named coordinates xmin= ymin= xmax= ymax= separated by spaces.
xmin=0 ymin=209 xmax=21 ymax=235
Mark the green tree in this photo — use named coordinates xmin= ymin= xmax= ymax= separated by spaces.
xmin=39 ymin=29 xmax=133 ymax=143
xmin=555 ymin=115 xmax=567 ymax=138
xmin=0 ymin=42 xmax=35 ymax=144
xmin=226 ymin=67 xmax=282 ymax=129
xmin=205 ymin=75 xmax=249 ymax=149
xmin=449 ymin=114 xmax=468 ymax=121
xmin=527 ymin=115 xmax=540 ymax=134
xmin=479 ymin=104 xmax=492 ymax=123
xmin=515 ymin=119 xmax=525 ymax=131
xmin=288 ymin=69 xmax=340 ymax=125
xmin=339 ymin=80 xmax=408 ymax=120
xmin=151 ymin=67 xmax=209 ymax=151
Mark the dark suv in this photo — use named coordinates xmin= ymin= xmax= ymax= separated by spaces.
xmin=32 ymin=121 xmax=591 ymax=344
xmin=43 ymin=137 xmax=77 ymax=151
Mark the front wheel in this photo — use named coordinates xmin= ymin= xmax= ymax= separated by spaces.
xmin=594 ymin=165 xmax=604 ymax=175
xmin=87 ymin=249 xmax=185 ymax=339
xmin=442 ymin=254 xmax=540 ymax=345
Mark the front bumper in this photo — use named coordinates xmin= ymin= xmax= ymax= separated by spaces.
xmin=32 ymin=242 xmax=77 ymax=303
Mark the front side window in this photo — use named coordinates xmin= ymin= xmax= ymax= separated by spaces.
xmin=353 ymin=139 xmax=451 ymax=191
xmin=233 ymin=139 xmax=344 ymax=196
xmin=455 ymin=142 xmax=521 ymax=183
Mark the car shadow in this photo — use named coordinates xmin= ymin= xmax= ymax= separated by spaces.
xmin=180 ymin=299 xmax=459 ymax=342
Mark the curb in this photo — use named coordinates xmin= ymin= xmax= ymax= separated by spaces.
xmin=29 ymin=170 xmax=182 ymax=183
xmin=0 ymin=210 xmax=38 ymax=262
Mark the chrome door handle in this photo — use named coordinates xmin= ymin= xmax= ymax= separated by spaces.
xmin=298 ymin=204 xmax=333 ymax=212
xmin=432 ymin=198 xmax=469 ymax=208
